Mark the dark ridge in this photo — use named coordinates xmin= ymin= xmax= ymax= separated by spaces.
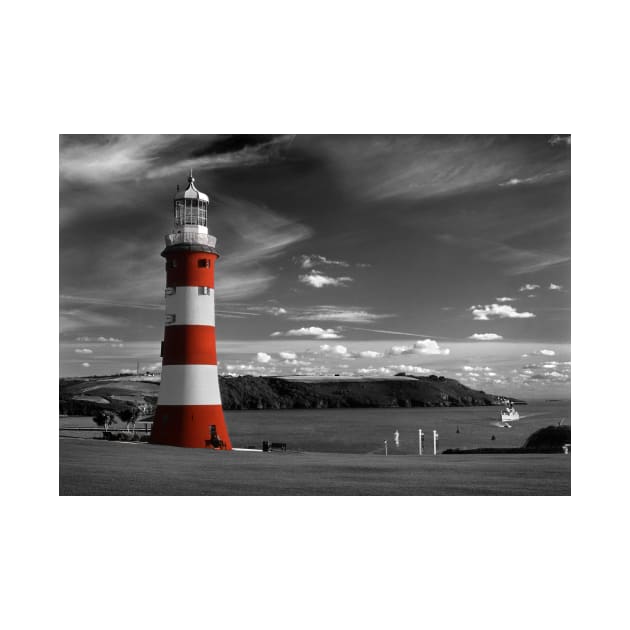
xmin=59 ymin=373 xmax=521 ymax=415
xmin=443 ymin=425 xmax=571 ymax=454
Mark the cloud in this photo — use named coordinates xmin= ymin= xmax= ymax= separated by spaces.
xmin=216 ymin=196 xmax=313 ymax=299
xmin=256 ymin=352 xmax=272 ymax=363
xmin=278 ymin=352 xmax=297 ymax=360
xmin=319 ymin=344 xmax=355 ymax=359
xmin=74 ymin=348 xmax=93 ymax=354
xmin=548 ymin=135 xmax=571 ymax=147
xmin=389 ymin=339 xmax=450 ymax=356
xmin=480 ymin=242 xmax=570 ymax=276
xmin=245 ymin=305 xmax=287 ymax=316
xmin=358 ymin=350 xmax=385 ymax=359
xmin=499 ymin=174 xmax=552 ymax=187
xmin=519 ymin=284 xmax=540 ymax=292
xmin=470 ymin=304 xmax=535 ymax=320
xmin=76 ymin=336 xmax=123 ymax=343
xmin=549 ymin=283 xmax=563 ymax=291
xmin=147 ymin=135 xmax=295 ymax=180
xmin=60 ymin=135 xmax=180 ymax=184
xmin=468 ymin=333 xmax=503 ymax=341
xmin=296 ymin=255 xmax=350 ymax=269
xmin=535 ymin=349 xmax=556 ymax=356
xmin=298 ymin=270 xmax=353 ymax=288
xmin=388 ymin=364 xmax=431 ymax=375
xmin=81 ymin=362 xmax=90 ymax=368
xmin=495 ymin=297 xmax=515 ymax=302
xmin=276 ymin=327 xmax=343 ymax=339
xmin=357 ymin=367 xmax=395 ymax=376
xmin=288 ymin=306 xmax=392 ymax=323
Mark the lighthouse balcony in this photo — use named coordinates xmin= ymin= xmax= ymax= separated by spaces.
xmin=165 ymin=231 xmax=217 ymax=248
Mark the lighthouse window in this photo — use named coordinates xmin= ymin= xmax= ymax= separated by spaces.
xmin=165 ymin=314 xmax=176 ymax=324
xmin=198 ymin=259 xmax=211 ymax=268
xmin=165 ymin=287 xmax=176 ymax=296
xmin=175 ymin=200 xmax=185 ymax=225
xmin=167 ymin=259 xmax=177 ymax=269
xmin=198 ymin=286 xmax=211 ymax=295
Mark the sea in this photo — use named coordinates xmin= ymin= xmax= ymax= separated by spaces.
xmin=223 ymin=400 xmax=571 ymax=454
xmin=60 ymin=400 xmax=570 ymax=455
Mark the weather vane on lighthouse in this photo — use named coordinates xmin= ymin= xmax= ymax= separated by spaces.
xmin=150 ymin=171 xmax=232 ymax=449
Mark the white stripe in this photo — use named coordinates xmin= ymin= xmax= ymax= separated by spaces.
xmin=165 ymin=287 xmax=215 ymax=326
xmin=157 ymin=365 xmax=222 ymax=405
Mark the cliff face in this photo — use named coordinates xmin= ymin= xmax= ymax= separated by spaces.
xmin=219 ymin=375 xmax=499 ymax=410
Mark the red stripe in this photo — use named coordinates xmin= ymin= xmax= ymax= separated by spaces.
xmin=166 ymin=251 xmax=217 ymax=288
xmin=162 ymin=325 xmax=217 ymax=365
xmin=151 ymin=405 xmax=232 ymax=449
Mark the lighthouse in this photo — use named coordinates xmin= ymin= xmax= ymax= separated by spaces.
xmin=150 ymin=171 xmax=232 ymax=449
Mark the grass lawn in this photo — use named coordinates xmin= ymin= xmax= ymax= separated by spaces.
xmin=59 ymin=437 xmax=571 ymax=496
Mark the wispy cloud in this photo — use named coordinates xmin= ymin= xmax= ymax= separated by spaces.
xmin=495 ymin=297 xmax=515 ymax=302
xmin=549 ymin=283 xmax=563 ymax=291
xmin=288 ymin=306 xmax=392 ymax=323
xmin=519 ymin=284 xmax=540 ymax=292
xmin=498 ymin=171 xmax=565 ymax=187
xmin=273 ymin=327 xmax=343 ymax=339
xmin=470 ymin=304 xmax=536 ymax=320
xmin=469 ymin=333 xmax=503 ymax=341
xmin=215 ymin=196 xmax=313 ymax=299
xmin=60 ymin=135 xmax=180 ymax=184
xmin=296 ymin=255 xmax=350 ymax=269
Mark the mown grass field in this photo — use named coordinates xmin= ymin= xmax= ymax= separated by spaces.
xmin=59 ymin=437 xmax=570 ymax=496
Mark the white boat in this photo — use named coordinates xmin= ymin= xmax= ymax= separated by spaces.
xmin=499 ymin=400 xmax=520 ymax=428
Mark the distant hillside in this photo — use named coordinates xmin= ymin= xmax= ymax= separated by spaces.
xmin=60 ymin=373 xmax=518 ymax=416
xmin=220 ymin=375 xmax=503 ymax=410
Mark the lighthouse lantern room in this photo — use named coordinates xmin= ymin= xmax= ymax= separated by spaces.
xmin=150 ymin=171 xmax=232 ymax=449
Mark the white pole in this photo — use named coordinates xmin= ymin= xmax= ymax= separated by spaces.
xmin=384 ymin=440 xmax=388 ymax=456
xmin=433 ymin=430 xmax=438 ymax=455
xmin=418 ymin=429 xmax=423 ymax=455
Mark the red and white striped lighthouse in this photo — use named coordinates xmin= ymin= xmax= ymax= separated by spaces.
xmin=150 ymin=171 xmax=232 ymax=449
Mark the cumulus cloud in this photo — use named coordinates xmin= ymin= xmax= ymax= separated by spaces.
xmin=519 ymin=284 xmax=540 ymax=292
xmin=296 ymin=254 xmax=350 ymax=269
xmin=278 ymin=352 xmax=297 ymax=360
xmin=495 ymin=297 xmax=515 ymax=302
xmin=81 ymin=362 xmax=90 ymax=368
xmin=256 ymin=352 xmax=272 ymax=363
xmin=470 ymin=304 xmax=535 ymax=320
xmin=389 ymin=339 xmax=450 ymax=356
xmin=75 ymin=348 xmax=93 ymax=354
xmin=298 ymin=270 xmax=353 ymax=288
xmin=358 ymin=350 xmax=385 ymax=359
xmin=319 ymin=344 xmax=355 ymax=358
xmin=468 ymin=333 xmax=503 ymax=341
xmin=535 ymin=349 xmax=556 ymax=356
xmin=549 ymin=283 xmax=563 ymax=291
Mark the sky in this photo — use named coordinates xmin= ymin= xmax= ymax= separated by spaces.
xmin=59 ymin=134 xmax=571 ymax=398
